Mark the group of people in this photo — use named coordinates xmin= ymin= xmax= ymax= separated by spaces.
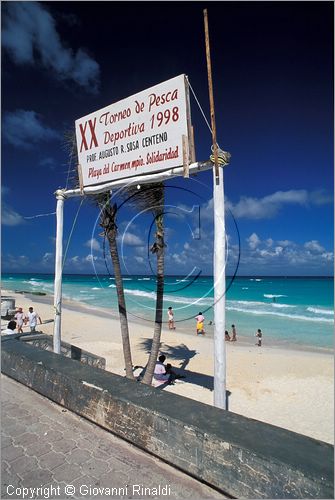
xmin=167 ymin=307 xmax=207 ymax=336
xmin=224 ymin=324 xmax=237 ymax=342
xmin=167 ymin=307 xmax=263 ymax=346
xmin=1 ymin=306 xmax=42 ymax=335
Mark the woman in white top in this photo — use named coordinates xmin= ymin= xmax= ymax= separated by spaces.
xmin=14 ymin=307 xmax=26 ymax=333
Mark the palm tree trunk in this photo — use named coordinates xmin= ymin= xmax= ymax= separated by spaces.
xmin=142 ymin=210 xmax=165 ymax=385
xmin=107 ymin=234 xmax=134 ymax=379
xmin=100 ymin=200 xmax=134 ymax=380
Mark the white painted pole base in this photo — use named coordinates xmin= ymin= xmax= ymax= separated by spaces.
xmin=53 ymin=190 xmax=65 ymax=354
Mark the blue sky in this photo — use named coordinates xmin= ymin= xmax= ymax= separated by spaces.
xmin=2 ymin=1 xmax=334 ymax=276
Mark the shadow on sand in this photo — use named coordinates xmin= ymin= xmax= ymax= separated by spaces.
xmin=137 ymin=338 xmax=231 ymax=402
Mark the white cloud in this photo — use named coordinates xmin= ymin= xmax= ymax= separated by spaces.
xmin=239 ymin=235 xmax=333 ymax=274
xmin=3 ymin=110 xmax=60 ymax=149
xmin=227 ymin=189 xmax=332 ymax=219
xmin=42 ymin=252 xmax=53 ymax=263
xmin=134 ymin=256 xmax=144 ymax=264
xmin=2 ymin=2 xmax=100 ymax=93
xmin=85 ymin=238 xmax=100 ymax=251
xmin=1 ymin=202 xmax=25 ymax=226
xmin=277 ymin=240 xmax=294 ymax=247
xmin=321 ymin=252 xmax=334 ymax=262
xmin=247 ymin=233 xmax=261 ymax=250
xmin=120 ymin=232 xmax=144 ymax=246
xmin=304 ymin=240 xmax=325 ymax=253
xmin=85 ymin=254 xmax=97 ymax=262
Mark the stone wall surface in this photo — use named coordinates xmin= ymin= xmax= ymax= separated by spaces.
xmin=1 ymin=337 xmax=334 ymax=499
xmin=19 ymin=334 xmax=106 ymax=369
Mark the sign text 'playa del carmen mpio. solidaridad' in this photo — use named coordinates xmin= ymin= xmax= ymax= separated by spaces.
xmin=75 ymin=74 xmax=193 ymax=187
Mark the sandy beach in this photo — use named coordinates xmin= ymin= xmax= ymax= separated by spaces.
xmin=2 ymin=288 xmax=333 ymax=445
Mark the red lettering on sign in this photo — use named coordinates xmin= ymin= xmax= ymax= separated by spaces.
xmin=79 ymin=118 xmax=98 ymax=152
xmin=79 ymin=122 xmax=88 ymax=152
xmin=88 ymin=118 xmax=98 ymax=148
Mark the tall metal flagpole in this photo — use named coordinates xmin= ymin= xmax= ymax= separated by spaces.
xmin=204 ymin=9 xmax=227 ymax=409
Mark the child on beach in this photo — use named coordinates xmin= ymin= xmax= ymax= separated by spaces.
xmin=231 ymin=324 xmax=237 ymax=341
xmin=167 ymin=306 xmax=176 ymax=330
xmin=256 ymin=328 xmax=262 ymax=347
xmin=195 ymin=312 xmax=205 ymax=335
xmin=225 ymin=330 xmax=231 ymax=341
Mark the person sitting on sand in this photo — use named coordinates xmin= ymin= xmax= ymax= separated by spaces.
xmin=15 ymin=307 xmax=26 ymax=334
xmin=1 ymin=320 xmax=17 ymax=335
xmin=256 ymin=328 xmax=262 ymax=347
xmin=153 ymin=355 xmax=185 ymax=387
xmin=225 ymin=330 xmax=231 ymax=341
xmin=153 ymin=355 xmax=171 ymax=386
xmin=231 ymin=324 xmax=237 ymax=341
xmin=167 ymin=306 xmax=176 ymax=330
xmin=195 ymin=312 xmax=205 ymax=335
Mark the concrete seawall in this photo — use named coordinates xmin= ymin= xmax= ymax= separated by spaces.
xmin=1 ymin=337 xmax=333 ymax=498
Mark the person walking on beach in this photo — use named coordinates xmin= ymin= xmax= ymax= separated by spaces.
xmin=225 ymin=330 xmax=231 ymax=341
xmin=14 ymin=307 xmax=26 ymax=333
xmin=195 ymin=312 xmax=205 ymax=335
xmin=231 ymin=324 xmax=237 ymax=342
xmin=167 ymin=306 xmax=176 ymax=330
xmin=27 ymin=307 xmax=42 ymax=333
xmin=256 ymin=328 xmax=262 ymax=347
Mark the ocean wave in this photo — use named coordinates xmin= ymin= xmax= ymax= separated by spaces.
xmin=264 ymin=294 xmax=287 ymax=298
xmin=124 ymin=288 xmax=156 ymax=299
xmin=23 ymin=280 xmax=41 ymax=286
xmin=91 ymin=287 xmax=100 ymax=290
xmin=123 ymin=288 xmax=213 ymax=306
xmin=242 ymin=287 xmax=249 ymax=289
xmin=272 ymin=303 xmax=295 ymax=309
xmin=108 ymin=284 xmax=116 ymax=288
xmin=225 ymin=305 xmax=333 ymax=323
xmin=138 ymin=278 xmax=151 ymax=281
xmin=307 ymin=307 xmax=333 ymax=316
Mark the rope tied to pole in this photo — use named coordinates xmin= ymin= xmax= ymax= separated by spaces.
xmin=186 ymin=76 xmax=231 ymax=167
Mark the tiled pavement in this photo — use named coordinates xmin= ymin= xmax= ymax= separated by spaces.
xmin=1 ymin=375 xmax=227 ymax=499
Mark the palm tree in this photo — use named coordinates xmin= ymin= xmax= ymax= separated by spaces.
xmin=122 ymin=183 xmax=165 ymax=386
xmin=63 ymin=131 xmax=134 ymax=380
xmin=97 ymin=193 xmax=134 ymax=380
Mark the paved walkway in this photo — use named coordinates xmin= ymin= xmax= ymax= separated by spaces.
xmin=1 ymin=375 xmax=226 ymax=499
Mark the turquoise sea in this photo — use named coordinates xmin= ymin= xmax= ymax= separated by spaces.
xmin=2 ymin=273 xmax=333 ymax=351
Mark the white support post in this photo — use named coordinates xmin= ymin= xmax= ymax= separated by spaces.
xmin=213 ymin=165 xmax=226 ymax=409
xmin=53 ymin=190 xmax=66 ymax=354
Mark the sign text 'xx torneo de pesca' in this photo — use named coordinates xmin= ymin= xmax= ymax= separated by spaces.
xmin=75 ymin=74 xmax=193 ymax=187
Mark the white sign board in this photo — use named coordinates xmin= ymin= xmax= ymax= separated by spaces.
xmin=75 ymin=74 xmax=192 ymax=187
